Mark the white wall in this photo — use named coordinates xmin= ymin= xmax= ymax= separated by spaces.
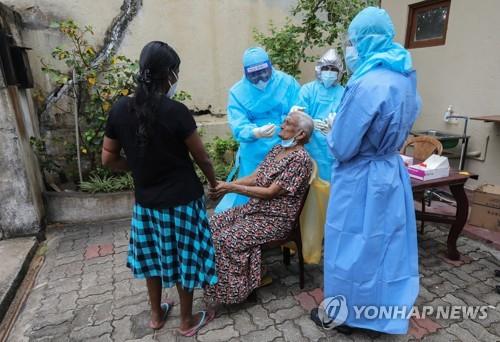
xmin=5 ymin=0 xmax=321 ymax=114
xmin=383 ymin=0 xmax=500 ymax=186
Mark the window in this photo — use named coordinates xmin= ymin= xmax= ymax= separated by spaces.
xmin=405 ymin=0 xmax=451 ymax=49
xmin=0 ymin=30 xmax=33 ymax=88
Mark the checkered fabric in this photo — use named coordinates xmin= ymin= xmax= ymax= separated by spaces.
xmin=127 ymin=197 xmax=218 ymax=290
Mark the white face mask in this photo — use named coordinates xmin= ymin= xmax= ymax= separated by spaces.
xmin=166 ymin=71 xmax=178 ymax=98
xmin=253 ymin=80 xmax=269 ymax=91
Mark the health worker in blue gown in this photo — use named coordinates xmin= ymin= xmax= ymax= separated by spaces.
xmin=311 ymin=7 xmax=421 ymax=335
xmin=294 ymin=48 xmax=345 ymax=181
xmin=215 ymin=47 xmax=300 ymax=213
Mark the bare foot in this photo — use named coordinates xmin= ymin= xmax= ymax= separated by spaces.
xmin=149 ymin=303 xmax=171 ymax=330
xmin=179 ymin=312 xmax=203 ymax=332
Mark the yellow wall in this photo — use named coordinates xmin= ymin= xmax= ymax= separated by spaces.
xmin=383 ymin=0 xmax=500 ymax=186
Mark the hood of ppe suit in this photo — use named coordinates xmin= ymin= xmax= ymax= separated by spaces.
xmin=230 ymin=47 xmax=297 ymax=113
xmin=314 ymin=48 xmax=344 ymax=83
xmin=242 ymin=47 xmax=269 ymax=67
xmin=347 ymin=7 xmax=413 ymax=82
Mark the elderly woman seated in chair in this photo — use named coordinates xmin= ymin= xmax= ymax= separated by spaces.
xmin=204 ymin=111 xmax=313 ymax=306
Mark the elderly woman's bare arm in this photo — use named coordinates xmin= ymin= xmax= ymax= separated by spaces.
xmin=213 ymin=181 xmax=285 ymax=200
xmin=232 ymin=173 xmax=257 ymax=186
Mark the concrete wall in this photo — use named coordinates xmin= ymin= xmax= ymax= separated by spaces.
xmin=382 ymin=0 xmax=500 ymax=187
xmin=0 ymin=4 xmax=45 ymax=239
xmin=4 ymin=0 xmax=318 ymax=114
xmin=5 ymin=0 xmax=324 ymax=178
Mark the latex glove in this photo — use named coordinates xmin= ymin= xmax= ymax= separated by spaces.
xmin=326 ymin=112 xmax=337 ymax=129
xmin=289 ymin=105 xmax=306 ymax=113
xmin=253 ymin=124 xmax=276 ymax=138
xmin=313 ymin=119 xmax=329 ymax=135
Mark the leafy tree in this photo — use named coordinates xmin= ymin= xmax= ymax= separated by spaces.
xmin=253 ymin=0 xmax=380 ymax=79
xmin=41 ymin=20 xmax=138 ymax=175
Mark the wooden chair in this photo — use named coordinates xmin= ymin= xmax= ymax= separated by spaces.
xmin=261 ymin=161 xmax=317 ymax=290
xmin=400 ymin=135 xmax=443 ymax=233
xmin=401 ymin=135 xmax=443 ymax=161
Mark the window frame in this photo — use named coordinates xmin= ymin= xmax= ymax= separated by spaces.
xmin=405 ymin=0 xmax=451 ymax=49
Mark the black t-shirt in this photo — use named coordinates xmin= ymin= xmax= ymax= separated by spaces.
xmin=105 ymin=96 xmax=204 ymax=209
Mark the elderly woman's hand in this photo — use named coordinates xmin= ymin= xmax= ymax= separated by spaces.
xmin=209 ymin=181 xmax=232 ymax=199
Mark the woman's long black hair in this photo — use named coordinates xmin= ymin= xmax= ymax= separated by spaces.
xmin=134 ymin=41 xmax=180 ymax=152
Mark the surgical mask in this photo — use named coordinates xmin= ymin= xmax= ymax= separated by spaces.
xmin=253 ymin=80 xmax=269 ymax=91
xmin=320 ymin=71 xmax=338 ymax=88
xmin=280 ymin=137 xmax=296 ymax=148
xmin=166 ymin=72 xmax=178 ymax=98
xmin=345 ymin=46 xmax=360 ymax=73
xmin=280 ymin=132 xmax=301 ymax=148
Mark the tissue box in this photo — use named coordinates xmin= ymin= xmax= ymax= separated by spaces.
xmin=408 ymin=154 xmax=450 ymax=181
xmin=400 ymin=154 xmax=414 ymax=167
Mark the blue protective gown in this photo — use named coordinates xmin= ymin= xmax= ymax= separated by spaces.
xmin=215 ymin=68 xmax=300 ymax=213
xmin=296 ymin=81 xmax=344 ymax=181
xmin=323 ymin=7 xmax=421 ymax=334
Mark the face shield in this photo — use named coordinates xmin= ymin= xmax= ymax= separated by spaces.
xmin=314 ymin=48 xmax=344 ymax=86
xmin=244 ymin=61 xmax=272 ymax=84
xmin=342 ymin=33 xmax=360 ymax=74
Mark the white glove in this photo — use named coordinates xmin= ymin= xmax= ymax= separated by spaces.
xmin=289 ymin=105 xmax=306 ymax=113
xmin=326 ymin=112 xmax=337 ymax=129
xmin=253 ymin=124 xmax=276 ymax=138
xmin=313 ymin=119 xmax=330 ymax=135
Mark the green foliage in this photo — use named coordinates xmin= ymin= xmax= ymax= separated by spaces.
xmin=195 ymin=136 xmax=239 ymax=184
xmin=39 ymin=20 xmax=193 ymax=192
xmin=79 ymin=171 xmax=134 ymax=193
xmin=253 ymin=0 xmax=380 ymax=79
xmin=172 ymin=90 xmax=192 ymax=102
xmin=41 ymin=20 xmax=138 ymax=172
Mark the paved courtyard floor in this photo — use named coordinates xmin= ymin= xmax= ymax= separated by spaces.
xmin=5 ymin=219 xmax=500 ymax=341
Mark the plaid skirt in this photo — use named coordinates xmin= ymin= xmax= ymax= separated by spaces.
xmin=127 ymin=196 xmax=218 ymax=290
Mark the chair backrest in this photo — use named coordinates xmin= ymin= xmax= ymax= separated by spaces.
xmin=401 ymin=135 xmax=443 ymax=161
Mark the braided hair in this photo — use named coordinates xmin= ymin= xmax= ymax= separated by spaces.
xmin=134 ymin=41 xmax=180 ymax=152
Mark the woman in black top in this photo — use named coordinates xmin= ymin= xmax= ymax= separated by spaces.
xmin=102 ymin=41 xmax=218 ymax=335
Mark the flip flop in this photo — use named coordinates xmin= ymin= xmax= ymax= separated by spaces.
xmin=149 ymin=302 xmax=173 ymax=330
xmin=177 ymin=310 xmax=215 ymax=337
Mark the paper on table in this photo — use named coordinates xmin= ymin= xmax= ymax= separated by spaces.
xmin=422 ymin=154 xmax=449 ymax=169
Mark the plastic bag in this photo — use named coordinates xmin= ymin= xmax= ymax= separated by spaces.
xmin=284 ymin=160 xmax=329 ymax=264
xmin=299 ymin=175 xmax=330 ymax=264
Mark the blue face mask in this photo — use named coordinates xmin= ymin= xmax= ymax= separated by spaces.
xmin=280 ymin=137 xmax=296 ymax=148
xmin=280 ymin=132 xmax=301 ymax=148
xmin=320 ymin=70 xmax=338 ymax=88
xmin=345 ymin=46 xmax=361 ymax=73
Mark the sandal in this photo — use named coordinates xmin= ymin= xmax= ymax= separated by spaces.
xmin=177 ymin=310 xmax=215 ymax=337
xmin=149 ymin=302 xmax=173 ymax=330
xmin=259 ymin=274 xmax=273 ymax=288
xmin=310 ymin=308 xmax=352 ymax=335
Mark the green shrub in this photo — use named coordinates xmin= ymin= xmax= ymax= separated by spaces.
xmin=195 ymin=136 xmax=239 ymax=184
xmin=79 ymin=172 xmax=134 ymax=193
